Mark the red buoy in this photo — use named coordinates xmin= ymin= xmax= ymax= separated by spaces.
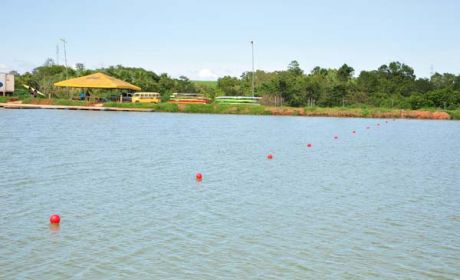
xmin=267 ymin=154 xmax=273 ymax=160
xmin=195 ymin=173 xmax=203 ymax=181
xmin=49 ymin=214 xmax=60 ymax=224
xmin=307 ymin=143 xmax=312 ymax=148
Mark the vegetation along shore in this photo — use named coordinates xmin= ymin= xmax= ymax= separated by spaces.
xmin=1 ymin=98 xmax=456 ymax=120
xmin=2 ymin=59 xmax=459 ymax=120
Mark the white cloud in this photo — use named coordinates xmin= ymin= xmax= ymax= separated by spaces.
xmin=197 ymin=68 xmax=218 ymax=80
xmin=0 ymin=64 xmax=9 ymax=73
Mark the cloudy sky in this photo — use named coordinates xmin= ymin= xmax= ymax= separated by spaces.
xmin=1 ymin=0 xmax=459 ymax=79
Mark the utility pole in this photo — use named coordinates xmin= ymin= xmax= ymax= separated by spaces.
xmin=60 ymin=38 xmax=68 ymax=79
xmin=60 ymin=38 xmax=69 ymax=98
xmin=251 ymin=41 xmax=255 ymax=97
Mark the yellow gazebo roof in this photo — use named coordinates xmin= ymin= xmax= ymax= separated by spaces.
xmin=54 ymin=72 xmax=141 ymax=91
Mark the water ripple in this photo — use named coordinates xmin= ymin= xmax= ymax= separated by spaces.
xmin=0 ymin=110 xmax=459 ymax=279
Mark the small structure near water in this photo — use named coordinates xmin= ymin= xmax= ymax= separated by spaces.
xmin=54 ymin=72 xmax=141 ymax=91
xmin=169 ymin=93 xmax=210 ymax=104
xmin=215 ymin=96 xmax=261 ymax=105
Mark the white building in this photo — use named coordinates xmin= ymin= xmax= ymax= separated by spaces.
xmin=0 ymin=73 xmax=15 ymax=96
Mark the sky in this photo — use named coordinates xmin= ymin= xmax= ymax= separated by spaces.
xmin=1 ymin=0 xmax=459 ymax=80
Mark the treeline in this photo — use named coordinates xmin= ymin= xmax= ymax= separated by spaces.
xmin=13 ymin=59 xmax=214 ymax=101
xmin=11 ymin=58 xmax=460 ymax=110
xmin=217 ymin=61 xmax=460 ymax=110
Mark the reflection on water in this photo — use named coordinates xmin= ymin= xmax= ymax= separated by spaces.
xmin=49 ymin=224 xmax=60 ymax=233
xmin=0 ymin=110 xmax=459 ymax=279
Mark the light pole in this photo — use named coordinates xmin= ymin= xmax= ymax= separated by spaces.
xmin=251 ymin=41 xmax=255 ymax=97
xmin=60 ymin=38 xmax=68 ymax=79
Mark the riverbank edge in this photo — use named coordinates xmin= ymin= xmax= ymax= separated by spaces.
xmin=0 ymin=103 xmax=155 ymax=112
xmin=0 ymin=102 xmax=456 ymax=120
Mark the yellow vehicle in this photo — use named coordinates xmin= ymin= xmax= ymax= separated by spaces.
xmin=132 ymin=92 xmax=161 ymax=103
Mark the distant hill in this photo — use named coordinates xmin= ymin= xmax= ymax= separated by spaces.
xmin=192 ymin=80 xmax=217 ymax=88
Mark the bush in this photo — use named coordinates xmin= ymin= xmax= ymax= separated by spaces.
xmin=361 ymin=107 xmax=370 ymax=117
xmin=409 ymin=93 xmax=433 ymax=110
xmin=447 ymin=108 xmax=460 ymax=120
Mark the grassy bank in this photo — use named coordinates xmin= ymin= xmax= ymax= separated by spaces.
xmin=300 ymin=106 xmax=452 ymax=119
xmin=19 ymin=98 xmax=93 ymax=107
xmin=105 ymin=102 xmax=454 ymax=119
xmin=1 ymin=96 xmax=457 ymax=120
xmin=447 ymin=109 xmax=460 ymax=120
xmin=104 ymin=102 xmax=180 ymax=112
xmin=104 ymin=102 xmax=272 ymax=115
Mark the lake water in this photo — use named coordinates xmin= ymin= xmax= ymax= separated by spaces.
xmin=0 ymin=109 xmax=459 ymax=279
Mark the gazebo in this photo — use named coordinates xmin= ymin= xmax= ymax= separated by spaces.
xmin=54 ymin=72 xmax=141 ymax=91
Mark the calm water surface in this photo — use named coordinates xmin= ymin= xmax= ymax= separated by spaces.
xmin=0 ymin=109 xmax=459 ymax=279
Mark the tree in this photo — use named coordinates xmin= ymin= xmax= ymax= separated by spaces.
xmin=158 ymin=73 xmax=175 ymax=99
xmin=43 ymin=58 xmax=55 ymax=66
xmin=304 ymin=76 xmax=322 ymax=106
xmin=8 ymin=70 xmax=20 ymax=76
xmin=75 ymin=63 xmax=85 ymax=75
xmin=414 ymin=78 xmax=433 ymax=93
xmin=176 ymin=76 xmax=196 ymax=93
xmin=9 ymin=57 xmax=460 ymax=110
xmin=357 ymin=70 xmax=379 ymax=94
xmin=287 ymin=60 xmax=303 ymax=76
xmin=337 ymin=64 xmax=354 ymax=82
xmin=376 ymin=62 xmax=416 ymax=96
xmin=217 ymin=76 xmax=242 ymax=96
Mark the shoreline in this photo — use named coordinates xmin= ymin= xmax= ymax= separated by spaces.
xmin=0 ymin=102 xmax=455 ymax=120
xmin=0 ymin=102 xmax=154 ymax=112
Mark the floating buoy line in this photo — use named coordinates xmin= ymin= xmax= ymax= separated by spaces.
xmin=49 ymin=119 xmax=393 ymax=225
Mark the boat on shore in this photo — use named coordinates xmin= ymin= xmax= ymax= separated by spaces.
xmin=215 ymin=96 xmax=262 ymax=105
xmin=168 ymin=93 xmax=211 ymax=104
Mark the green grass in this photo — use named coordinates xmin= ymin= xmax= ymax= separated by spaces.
xmin=305 ymin=106 xmax=397 ymax=113
xmin=192 ymin=80 xmax=218 ymax=88
xmin=104 ymin=102 xmax=179 ymax=112
xmin=244 ymin=105 xmax=272 ymax=115
xmin=183 ymin=104 xmax=215 ymax=114
xmin=447 ymin=109 xmax=460 ymax=120
xmin=105 ymin=102 xmax=263 ymax=115
xmin=182 ymin=104 xmax=271 ymax=115
xmin=53 ymin=99 xmax=92 ymax=106
xmin=154 ymin=103 xmax=180 ymax=112
xmin=5 ymin=95 xmax=458 ymax=120
xmin=18 ymin=98 xmax=92 ymax=106
xmin=18 ymin=97 xmax=35 ymax=104
xmin=0 ymin=95 xmax=30 ymax=103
